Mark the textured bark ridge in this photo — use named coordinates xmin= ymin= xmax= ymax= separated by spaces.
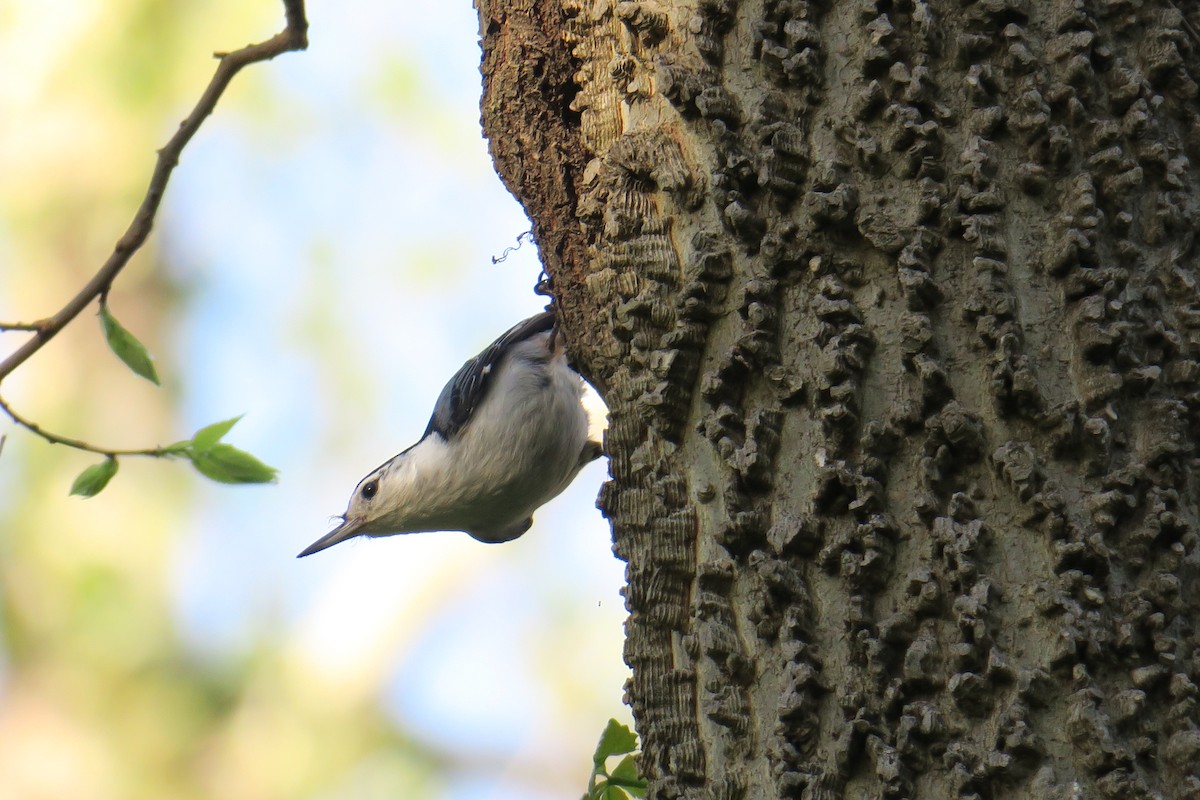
xmin=479 ymin=1 xmax=1200 ymax=798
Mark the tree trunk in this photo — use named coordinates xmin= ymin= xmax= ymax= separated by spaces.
xmin=475 ymin=0 xmax=1200 ymax=797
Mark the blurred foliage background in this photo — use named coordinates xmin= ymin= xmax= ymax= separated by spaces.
xmin=0 ymin=2 xmax=629 ymax=798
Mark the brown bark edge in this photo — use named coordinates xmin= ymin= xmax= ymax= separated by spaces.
xmin=476 ymin=0 xmax=614 ymax=392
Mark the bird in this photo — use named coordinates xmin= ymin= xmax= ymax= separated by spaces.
xmin=298 ymin=309 xmax=602 ymax=557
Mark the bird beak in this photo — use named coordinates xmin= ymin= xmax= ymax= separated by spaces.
xmin=297 ymin=516 xmax=365 ymax=558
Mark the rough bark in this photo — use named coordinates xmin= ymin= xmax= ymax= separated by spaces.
xmin=477 ymin=1 xmax=1200 ymax=798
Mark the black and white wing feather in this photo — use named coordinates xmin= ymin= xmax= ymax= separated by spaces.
xmin=422 ymin=310 xmax=556 ymax=441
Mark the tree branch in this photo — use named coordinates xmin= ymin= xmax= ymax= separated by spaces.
xmin=0 ymin=394 xmax=181 ymax=458
xmin=0 ymin=0 xmax=308 ymax=384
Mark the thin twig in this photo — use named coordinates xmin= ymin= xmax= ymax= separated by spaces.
xmin=0 ymin=0 xmax=308 ymax=383
xmin=0 ymin=394 xmax=180 ymax=458
xmin=0 ymin=320 xmax=49 ymax=333
xmin=492 ymin=229 xmax=534 ymax=264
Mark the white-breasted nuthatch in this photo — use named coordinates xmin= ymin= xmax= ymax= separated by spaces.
xmin=298 ymin=309 xmax=602 ymax=557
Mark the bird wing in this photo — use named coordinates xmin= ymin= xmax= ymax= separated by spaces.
xmin=423 ymin=309 xmax=557 ymax=441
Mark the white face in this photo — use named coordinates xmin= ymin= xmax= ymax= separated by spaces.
xmin=343 ymin=468 xmax=386 ymax=530
xmin=296 ymin=466 xmax=389 ymax=557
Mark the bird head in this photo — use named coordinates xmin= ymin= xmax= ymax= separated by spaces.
xmin=296 ymin=468 xmax=386 ymax=557
xmin=296 ymin=437 xmax=453 ymax=557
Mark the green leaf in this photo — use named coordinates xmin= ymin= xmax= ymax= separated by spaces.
xmin=99 ymin=304 xmax=160 ymax=385
xmin=609 ymin=755 xmax=645 ymax=795
xmin=189 ymin=443 xmax=277 ymax=484
xmin=594 ymin=719 xmax=638 ymax=764
xmin=191 ymin=415 xmax=242 ymax=453
xmin=70 ymin=458 xmax=118 ymax=497
xmin=602 ymin=785 xmax=628 ymax=800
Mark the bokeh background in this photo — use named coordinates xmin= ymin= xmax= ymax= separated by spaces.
xmin=0 ymin=2 xmax=630 ymax=798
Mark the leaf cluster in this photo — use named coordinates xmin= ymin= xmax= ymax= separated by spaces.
xmin=583 ymin=719 xmax=646 ymax=800
xmin=72 ymin=415 xmax=277 ymax=497
xmin=68 ymin=303 xmax=277 ymax=497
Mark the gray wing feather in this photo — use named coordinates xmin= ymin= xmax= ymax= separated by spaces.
xmin=423 ymin=310 xmax=556 ymax=440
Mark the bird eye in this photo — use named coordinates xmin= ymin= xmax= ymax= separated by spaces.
xmin=361 ymin=480 xmax=379 ymax=500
